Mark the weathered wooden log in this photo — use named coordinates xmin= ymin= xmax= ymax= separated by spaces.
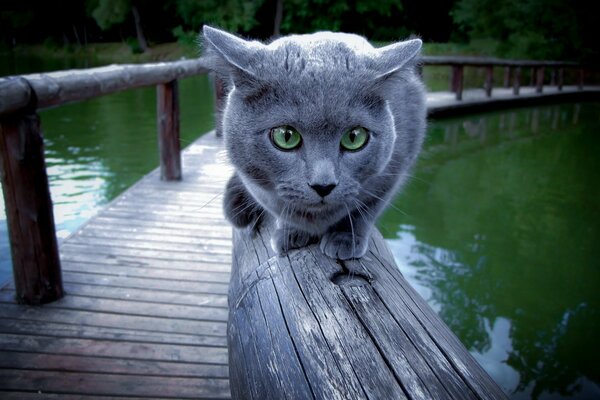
xmin=0 ymin=59 xmax=210 ymax=116
xmin=156 ymin=80 xmax=181 ymax=181
xmin=0 ymin=109 xmax=63 ymax=305
xmin=229 ymin=223 xmax=507 ymax=400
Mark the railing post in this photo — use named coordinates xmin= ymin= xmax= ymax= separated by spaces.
xmin=535 ymin=66 xmax=545 ymax=93
xmin=451 ymin=65 xmax=464 ymax=101
xmin=503 ymin=66 xmax=511 ymax=88
xmin=0 ymin=107 xmax=64 ymax=304
xmin=484 ymin=65 xmax=493 ymax=97
xmin=213 ymin=75 xmax=227 ymax=137
xmin=156 ymin=80 xmax=182 ymax=181
xmin=513 ymin=66 xmax=522 ymax=95
xmin=578 ymin=68 xmax=585 ymax=90
xmin=557 ymin=68 xmax=564 ymax=91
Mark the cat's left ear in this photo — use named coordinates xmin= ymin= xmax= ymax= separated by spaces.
xmin=372 ymin=38 xmax=422 ymax=78
xmin=202 ymin=25 xmax=265 ymax=77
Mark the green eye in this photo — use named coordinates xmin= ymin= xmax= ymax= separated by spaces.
xmin=341 ymin=127 xmax=369 ymax=151
xmin=270 ymin=126 xmax=302 ymax=150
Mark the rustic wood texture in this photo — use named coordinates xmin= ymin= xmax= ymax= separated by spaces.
xmin=229 ymin=224 xmax=507 ymax=400
xmin=157 ymin=80 xmax=182 ymax=181
xmin=0 ymin=133 xmax=233 ymax=398
xmin=0 ymin=110 xmax=63 ymax=304
xmin=451 ymin=65 xmax=464 ymax=100
xmin=0 ymin=59 xmax=211 ymax=115
xmin=427 ymin=85 xmax=600 ymax=118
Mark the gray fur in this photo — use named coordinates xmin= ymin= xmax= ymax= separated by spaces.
xmin=202 ymin=26 xmax=426 ymax=259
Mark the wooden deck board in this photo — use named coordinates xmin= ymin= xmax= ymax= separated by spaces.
xmin=1 ymin=86 xmax=599 ymax=398
xmin=0 ymin=133 xmax=234 ymax=398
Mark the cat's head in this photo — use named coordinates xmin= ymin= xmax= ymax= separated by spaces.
xmin=202 ymin=26 xmax=422 ymax=233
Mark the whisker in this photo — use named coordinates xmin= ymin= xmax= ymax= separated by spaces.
xmin=191 ymin=191 xmax=224 ymax=213
xmin=344 ymin=202 xmax=356 ymax=260
xmin=360 ymin=188 xmax=408 ymax=217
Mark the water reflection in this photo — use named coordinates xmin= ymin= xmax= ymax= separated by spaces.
xmin=381 ymin=103 xmax=600 ymax=399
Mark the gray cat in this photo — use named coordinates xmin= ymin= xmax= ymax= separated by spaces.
xmin=202 ymin=26 xmax=426 ymax=260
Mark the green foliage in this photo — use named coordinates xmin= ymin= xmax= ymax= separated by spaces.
xmin=280 ymin=0 xmax=405 ymax=39
xmin=174 ymin=0 xmax=265 ymax=33
xmin=125 ymin=36 xmax=143 ymax=54
xmin=172 ymin=25 xmax=198 ymax=48
xmin=90 ymin=0 xmax=131 ymax=30
xmin=451 ymin=0 xmax=591 ymax=61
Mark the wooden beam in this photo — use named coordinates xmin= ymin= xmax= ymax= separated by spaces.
xmin=0 ymin=59 xmax=210 ymax=116
xmin=0 ymin=111 xmax=63 ymax=304
xmin=212 ymin=75 xmax=227 ymax=138
xmin=229 ymin=223 xmax=507 ymax=399
xmin=451 ymin=65 xmax=464 ymax=101
xmin=156 ymin=80 xmax=182 ymax=181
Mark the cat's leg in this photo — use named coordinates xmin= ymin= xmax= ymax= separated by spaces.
xmin=320 ymin=211 xmax=372 ymax=260
xmin=271 ymin=221 xmax=318 ymax=255
xmin=223 ymin=172 xmax=264 ymax=232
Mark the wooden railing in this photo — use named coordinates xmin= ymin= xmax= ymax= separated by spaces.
xmin=0 ymin=59 xmax=210 ymax=304
xmin=421 ymin=56 xmax=589 ymax=100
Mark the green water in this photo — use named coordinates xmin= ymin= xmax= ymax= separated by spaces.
xmin=2 ymin=54 xmax=600 ymax=399
xmin=379 ymin=103 xmax=600 ymax=399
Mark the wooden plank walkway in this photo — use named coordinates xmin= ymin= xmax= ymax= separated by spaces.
xmin=0 ymin=85 xmax=599 ymax=398
xmin=0 ymin=133 xmax=234 ymax=399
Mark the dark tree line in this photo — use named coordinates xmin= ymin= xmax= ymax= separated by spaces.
xmin=0 ymin=0 xmax=597 ymax=62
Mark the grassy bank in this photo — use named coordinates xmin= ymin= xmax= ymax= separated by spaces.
xmin=2 ymin=39 xmax=491 ymax=66
xmin=2 ymin=42 xmax=200 ymax=65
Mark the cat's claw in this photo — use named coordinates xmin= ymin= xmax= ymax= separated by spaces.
xmin=271 ymin=227 xmax=316 ymax=255
xmin=320 ymin=231 xmax=369 ymax=260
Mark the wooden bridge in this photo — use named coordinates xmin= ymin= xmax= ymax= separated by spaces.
xmin=0 ymin=56 xmax=598 ymax=398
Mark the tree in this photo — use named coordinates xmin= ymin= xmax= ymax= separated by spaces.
xmin=451 ymin=0 xmax=595 ymax=61
xmin=88 ymin=0 xmax=149 ymax=52
xmin=174 ymin=0 xmax=265 ymax=33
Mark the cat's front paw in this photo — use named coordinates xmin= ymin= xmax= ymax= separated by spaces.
xmin=320 ymin=231 xmax=369 ymax=260
xmin=271 ymin=227 xmax=316 ymax=255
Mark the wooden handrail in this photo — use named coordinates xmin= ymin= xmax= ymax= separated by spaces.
xmin=229 ymin=223 xmax=507 ymax=399
xmin=420 ymin=56 xmax=596 ymax=101
xmin=0 ymin=59 xmax=210 ymax=116
xmin=0 ymin=58 xmax=211 ymax=304
xmin=420 ymin=55 xmax=581 ymax=68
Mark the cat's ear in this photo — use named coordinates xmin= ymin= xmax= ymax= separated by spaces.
xmin=202 ymin=25 xmax=265 ymax=77
xmin=372 ymin=38 xmax=422 ymax=77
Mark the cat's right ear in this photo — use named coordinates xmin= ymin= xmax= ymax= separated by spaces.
xmin=201 ymin=26 xmax=264 ymax=77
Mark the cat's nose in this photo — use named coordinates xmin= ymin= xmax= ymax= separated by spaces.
xmin=310 ymin=183 xmax=336 ymax=198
